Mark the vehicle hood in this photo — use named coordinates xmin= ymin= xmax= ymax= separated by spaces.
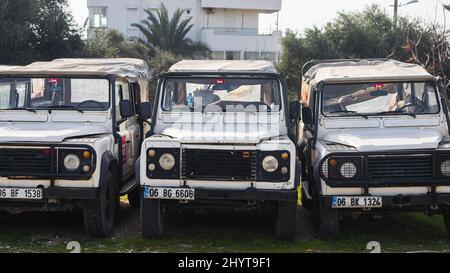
xmin=158 ymin=127 xmax=284 ymax=144
xmin=0 ymin=123 xmax=108 ymax=143
xmin=323 ymin=128 xmax=442 ymax=152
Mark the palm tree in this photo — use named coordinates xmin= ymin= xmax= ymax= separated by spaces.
xmin=132 ymin=4 xmax=210 ymax=59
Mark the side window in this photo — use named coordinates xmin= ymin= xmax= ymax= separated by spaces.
xmin=424 ymin=83 xmax=439 ymax=112
xmin=116 ymin=82 xmax=131 ymax=121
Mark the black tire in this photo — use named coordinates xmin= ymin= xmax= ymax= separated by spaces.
xmin=275 ymin=201 xmax=297 ymax=240
xmin=301 ymin=186 xmax=313 ymax=211
xmin=141 ymin=198 xmax=164 ymax=239
xmin=127 ymin=186 xmax=141 ymax=209
xmin=83 ymin=171 xmax=118 ymax=238
xmin=318 ymin=198 xmax=340 ymax=238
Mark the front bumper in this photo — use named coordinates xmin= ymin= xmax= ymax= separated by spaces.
xmin=0 ymin=187 xmax=99 ymax=213
xmin=0 ymin=187 xmax=99 ymax=201
xmin=143 ymin=187 xmax=298 ymax=202
xmin=43 ymin=187 xmax=99 ymax=200
xmin=322 ymin=193 xmax=450 ymax=209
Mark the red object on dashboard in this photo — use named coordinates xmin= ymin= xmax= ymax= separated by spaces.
xmin=48 ymin=78 xmax=60 ymax=84
xmin=374 ymin=83 xmax=385 ymax=89
xmin=215 ymin=79 xmax=225 ymax=85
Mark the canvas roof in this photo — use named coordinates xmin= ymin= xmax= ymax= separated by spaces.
xmin=0 ymin=58 xmax=149 ymax=82
xmin=0 ymin=65 xmax=19 ymax=71
xmin=305 ymin=59 xmax=435 ymax=85
xmin=168 ymin=60 xmax=278 ymax=74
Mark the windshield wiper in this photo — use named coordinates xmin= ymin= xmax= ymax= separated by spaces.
xmin=374 ymin=110 xmax=416 ymax=118
xmin=43 ymin=105 xmax=84 ymax=113
xmin=328 ymin=110 xmax=369 ymax=119
xmin=11 ymin=107 xmax=37 ymax=113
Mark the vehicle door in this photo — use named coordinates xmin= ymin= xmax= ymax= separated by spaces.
xmin=115 ymin=81 xmax=140 ymax=178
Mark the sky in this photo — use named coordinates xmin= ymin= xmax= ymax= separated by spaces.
xmin=69 ymin=0 xmax=449 ymax=33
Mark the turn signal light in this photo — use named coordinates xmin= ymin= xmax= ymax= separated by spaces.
xmin=329 ymin=159 xmax=338 ymax=167
xmin=82 ymin=151 xmax=91 ymax=159
xmin=281 ymin=152 xmax=289 ymax=160
xmin=148 ymin=150 xmax=156 ymax=157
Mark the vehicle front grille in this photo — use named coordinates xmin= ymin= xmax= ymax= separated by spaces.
xmin=367 ymin=154 xmax=433 ymax=180
xmin=183 ymin=149 xmax=257 ymax=181
xmin=0 ymin=148 xmax=53 ymax=177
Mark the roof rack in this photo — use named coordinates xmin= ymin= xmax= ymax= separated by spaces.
xmin=301 ymin=58 xmax=391 ymax=77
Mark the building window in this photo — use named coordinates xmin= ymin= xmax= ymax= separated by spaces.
xmin=225 ymin=51 xmax=241 ymax=60
xmin=90 ymin=7 xmax=108 ymax=28
xmin=186 ymin=8 xmax=192 ymax=15
xmin=210 ymin=51 xmax=225 ymax=60
xmin=244 ymin=52 xmax=258 ymax=60
xmin=261 ymin=52 xmax=276 ymax=62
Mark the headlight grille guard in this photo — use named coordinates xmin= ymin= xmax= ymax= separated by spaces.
xmin=0 ymin=144 xmax=96 ymax=180
xmin=318 ymin=150 xmax=450 ymax=188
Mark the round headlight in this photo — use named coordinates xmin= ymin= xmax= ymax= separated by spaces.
xmin=159 ymin=153 xmax=176 ymax=171
xmin=64 ymin=154 xmax=81 ymax=171
xmin=340 ymin=162 xmax=357 ymax=179
xmin=262 ymin=156 xmax=279 ymax=173
xmin=441 ymin=160 xmax=450 ymax=177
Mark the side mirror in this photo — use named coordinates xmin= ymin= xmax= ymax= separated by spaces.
xmin=119 ymin=100 xmax=133 ymax=119
xmin=302 ymin=106 xmax=313 ymax=126
xmin=289 ymin=101 xmax=301 ymax=120
xmin=138 ymin=102 xmax=152 ymax=119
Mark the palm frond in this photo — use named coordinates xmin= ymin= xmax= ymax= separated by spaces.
xmin=132 ymin=3 xmax=210 ymax=58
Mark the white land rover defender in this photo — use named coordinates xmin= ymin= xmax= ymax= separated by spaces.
xmin=0 ymin=59 xmax=152 ymax=237
xmin=299 ymin=59 xmax=450 ymax=236
xmin=138 ymin=60 xmax=301 ymax=239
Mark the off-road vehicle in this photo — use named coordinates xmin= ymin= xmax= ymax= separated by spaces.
xmin=0 ymin=58 xmax=151 ymax=237
xmin=138 ymin=60 xmax=301 ymax=239
xmin=299 ymin=59 xmax=450 ymax=236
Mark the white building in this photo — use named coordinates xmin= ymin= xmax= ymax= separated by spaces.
xmin=87 ymin=0 xmax=282 ymax=63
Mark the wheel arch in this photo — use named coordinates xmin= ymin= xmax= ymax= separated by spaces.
xmin=100 ymin=151 xmax=120 ymax=190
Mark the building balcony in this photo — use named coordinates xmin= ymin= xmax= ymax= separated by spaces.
xmin=201 ymin=0 xmax=282 ymax=13
xmin=200 ymin=28 xmax=282 ymax=62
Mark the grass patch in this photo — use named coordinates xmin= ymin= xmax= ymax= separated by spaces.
xmin=0 ymin=209 xmax=449 ymax=253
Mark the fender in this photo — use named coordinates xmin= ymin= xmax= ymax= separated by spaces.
xmin=99 ymin=151 xmax=120 ymax=192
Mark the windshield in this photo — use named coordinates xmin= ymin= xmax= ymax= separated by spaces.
xmin=322 ymin=82 xmax=439 ymax=116
xmin=0 ymin=77 xmax=110 ymax=111
xmin=162 ymin=78 xmax=282 ymax=112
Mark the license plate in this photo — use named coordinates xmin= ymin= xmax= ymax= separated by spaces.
xmin=332 ymin=196 xmax=382 ymax=208
xmin=0 ymin=188 xmax=43 ymax=200
xmin=144 ymin=187 xmax=195 ymax=200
